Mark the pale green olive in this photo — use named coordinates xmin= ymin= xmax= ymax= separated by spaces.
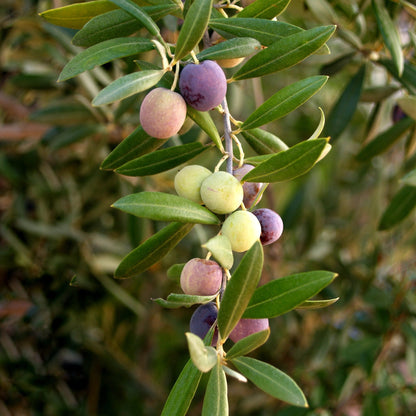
xmin=221 ymin=210 xmax=261 ymax=252
xmin=200 ymin=171 xmax=243 ymax=214
xmin=174 ymin=165 xmax=212 ymax=204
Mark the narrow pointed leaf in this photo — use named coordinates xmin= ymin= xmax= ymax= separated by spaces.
xmin=59 ymin=37 xmax=154 ymax=81
xmin=92 ymin=70 xmax=163 ymax=106
xmin=243 ymin=271 xmax=337 ymax=318
xmin=356 ymin=117 xmax=414 ymax=161
xmin=236 ymin=0 xmax=291 ymax=19
xmin=397 ymin=96 xmax=416 ymax=120
xmin=296 ymin=297 xmax=340 ymax=310
xmin=197 ymin=38 xmax=261 ymax=61
xmin=101 ymin=126 xmax=167 ymax=171
xmin=400 ymin=169 xmax=416 ymax=187
xmin=378 ymin=185 xmax=416 ymax=230
xmin=40 ymin=0 xmax=119 ymax=29
xmin=116 ymin=142 xmax=209 ymax=176
xmin=202 ymin=234 xmax=233 ymax=270
xmin=108 ymin=0 xmax=161 ymax=37
xmin=186 ymin=333 xmax=217 ymax=373
xmin=174 ymin=0 xmax=213 ymax=62
xmin=226 ymin=328 xmax=270 ymax=359
xmin=161 ymin=359 xmax=202 ymax=416
xmin=112 ymin=192 xmax=220 ymax=224
xmin=73 ymin=5 xmax=180 ymax=47
xmin=218 ymin=241 xmax=263 ymax=341
xmin=231 ymin=357 xmax=308 ymax=407
xmin=324 ymin=65 xmax=366 ymax=140
xmin=372 ymin=0 xmax=403 ymax=77
xmin=240 ymin=128 xmax=288 ymax=155
xmin=307 ymin=107 xmax=325 ymax=140
xmin=209 ymin=18 xmax=302 ymax=47
xmin=242 ymin=139 xmax=327 ymax=183
xmin=153 ymin=293 xmax=217 ymax=309
xmin=186 ymin=106 xmax=223 ymax=151
xmin=232 ymin=26 xmax=335 ymax=81
xmin=380 ymin=59 xmax=416 ymax=93
xmin=202 ymin=362 xmax=228 ymax=416
xmin=115 ymin=222 xmax=194 ymax=278
xmin=241 ymin=76 xmax=328 ymax=130
xmin=167 ymin=263 xmax=185 ymax=282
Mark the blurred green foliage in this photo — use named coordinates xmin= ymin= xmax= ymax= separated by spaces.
xmin=1 ymin=0 xmax=415 ymax=415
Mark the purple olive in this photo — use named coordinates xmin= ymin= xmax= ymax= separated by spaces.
xmin=252 ymin=208 xmax=284 ymax=246
xmin=190 ymin=303 xmax=218 ymax=344
xmin=179 ymin=60 xmax=227 ymax=111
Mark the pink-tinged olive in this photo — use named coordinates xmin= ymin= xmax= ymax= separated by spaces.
xmin=252 ymin=208 xmax=284 ymax=246
xmin=229 ymin=318 xmax=270 ymax=343
xmin=221 ymin=210 xmax=261 ymax=252
xmin=190 ymin=303 xmax=218 ymax=345
xmin=139 ymin=87 xmax=187 ymax=139
xmin=233 ymin=164 xmax=262 ymax=209
xmin=180 ymin=258 xmax=223 ymax=296
xmin=200 ymin=171 xmax=244 ymax=214
xmin=174 ymin=165 xmax=212 ymax=204
xmin=179 ymin=60 xmax=227 ymax=111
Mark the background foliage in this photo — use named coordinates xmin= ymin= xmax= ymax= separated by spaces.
xmin=1 ymin=0 xmax=416 ymax=415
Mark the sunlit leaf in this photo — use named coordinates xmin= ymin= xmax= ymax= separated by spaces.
xmin=209 ymin=18 xmax=302 ymax=47
xmin=231 ymin=26 xmax=335 ymax=81
xmin=92 ymin=70 xmax=163 ymax=106
xmin=100 ymin=126 xmax=168 ymax=170
xmin=236 ymin=0 xmax=291 ymax=19
xmin=202 ymin=234 xmax=233 ymax=270
xmin=226 ymin=329 xmax=270 ymax=359
xmin=59 ymin=37 xmax=154 ymax=81
xmin=240 ymin=128 xmax=288 ymax=155
xmin=197 ymin=37 xmax=261 ymax=61
xmin=242 ymin=139 xmax=328 ymax=183
xmin=241 ymin=76 xmax=328 ymax=130
xmin=115 ymin=222 xmax=194 ymax=278
xmin=231 ymin=357 xmax=308 ymax=407
xmin=186 ymin=106 xmax=223 ymax=151
xmin=243 ymin=271 xmax=337 ymax=318
xmin=108 ymin=0 xmax=161 ymax=37
xmin=307 ymin=107 xmax=325 ymax=140
xmin=324 ymin=64 xmax=366 ymax=140
xmin=73 ymin=4 xmax=180 ymax=47
xmin=372 ymin=0 xmax=403 ymax=77
xmin=296 ymin=297 xmax=340 ymax=310
xmin=356 ymin=117 xmax=414 ymax=161
xmin=217 ymin=241 xmax=263 ymax=341
xmin=112 ymin=192 xmax=221 ymax=224
xmin=153 ymin=293 xmax=217 ymax=309
xmin=115 ymin=142 xmax=209 ymax=176
xmin=186 ymin=333 xmax=217 ymax=373
xmin=174 ymin=0 xmax=213 ymax=62
xmin=202 ymin=362 xmax=228 ymax=416
xmin=378 ymin=185 xmax=416 ymax=230
xmin=40 ymin=0 xmax=120 ymax=29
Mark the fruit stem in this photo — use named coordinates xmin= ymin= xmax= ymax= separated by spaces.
xmin=171 ymin=62 xmax=180 ymax=91
xmin=221 ymin=97 xmax=234 ymax=175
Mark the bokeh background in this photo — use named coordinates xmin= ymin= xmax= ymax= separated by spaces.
xmin=1 ymin=0 xmax=415 ymax=415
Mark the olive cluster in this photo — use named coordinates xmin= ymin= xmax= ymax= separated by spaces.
xmin=139 ymin=60 xmax=227 ymax=139
xmin=140 ymin=59 xmax=283 ymax=345
xmin=175 ymin=162 xmax=283 ymax=343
